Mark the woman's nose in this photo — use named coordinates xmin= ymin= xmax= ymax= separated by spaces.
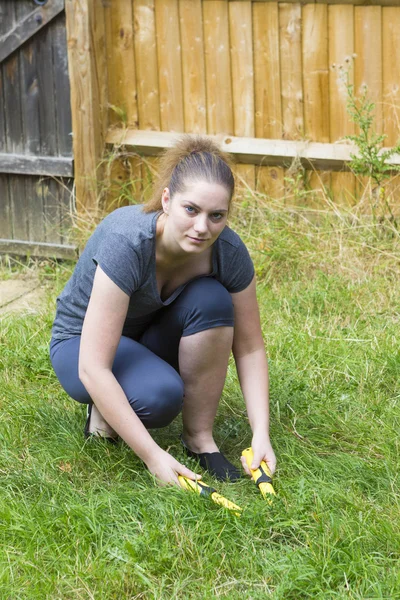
xmin=193 ymin=215 xmax=208 ymax=233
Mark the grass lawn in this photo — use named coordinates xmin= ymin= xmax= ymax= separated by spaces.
xmin=1 ymin=201 xmax=400 ymax=599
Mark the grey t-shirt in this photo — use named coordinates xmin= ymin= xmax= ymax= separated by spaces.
xmin=52 ymin=205 xmax=254 ymax=341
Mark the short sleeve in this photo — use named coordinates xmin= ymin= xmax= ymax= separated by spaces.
xmin=215 ymin=230 xmax=255 ymax=293
xmin=92 ymin=232 xmax=141 ymax=297
xmin=225 ymin=242 xmax=255 ymax=293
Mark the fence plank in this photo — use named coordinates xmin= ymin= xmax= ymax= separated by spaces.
xmin=203 ymin=0 xmax=233 ymax=135
xmin=355 ymin=6 xmax=382 ymax=202
xmin=329 ymin=4 xmax=356 ymax=204
xmin=279 ymin=3 xmax=303 ymax=140
xmin=2 ymin=4 xmax=29 ymax=241
xmin=229 ymin=1 xmax=255 ymax=189
xmin=133 ymin=0 xmax=160 ymax=131
xmin=0 ymin=0 xmax=64 ymax=63
xmin=179 ymin=0 xmax=207 ymax=134
xmin=382 ymin=8 xmax=400 ymax=147
xmin=65 ymin=0 xmax=107 ymax=213
xmin=104 ymin=0 xmax=138 ymax=128
xmin=303 ymin=4 xmax=330 ymax=204
xmin=52 ymin=13 xmax=73 ymax=156
xmin=0 ymin=238 xmax=77 ymax=260
xmin=355 ymin=6 xmax=382 ymax=131
xmin=253 ymin=2 xmax=284 ymax=198
xmin=155 ymin=0 xmax=184 ymax=132
xmin=106 ymin=128 xmax=400 ymax=169
xmin=0 ymin=175 xmax=12 ymax=238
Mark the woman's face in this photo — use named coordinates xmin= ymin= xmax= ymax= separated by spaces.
xmin=161 ymin=180 xmax=230 ymax=254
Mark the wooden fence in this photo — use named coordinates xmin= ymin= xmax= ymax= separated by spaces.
xmin=0 ymin=0 xmax=75 ymax=259
xmin=2 ymin=0 xmax=400 ymax=259
xmin=66 ymin=0 xmax=400 ymax=215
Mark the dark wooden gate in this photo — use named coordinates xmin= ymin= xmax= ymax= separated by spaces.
xmin=0 ymin=0 xmax=76 ymax=259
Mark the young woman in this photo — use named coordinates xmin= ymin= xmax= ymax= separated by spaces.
xmin=50 ymin=135 xmax=276 ymax=486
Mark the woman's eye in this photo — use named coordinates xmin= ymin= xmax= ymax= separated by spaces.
xmin=211 ymin=213 xmax=223 ymax=221
xmin=185 ymin=206 xmax=196 ymax=214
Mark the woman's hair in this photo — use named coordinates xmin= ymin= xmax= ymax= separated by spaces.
xmin=142 ymin=135 xmax=235 ymax=212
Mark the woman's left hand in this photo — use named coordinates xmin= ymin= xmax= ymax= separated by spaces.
xmin=240 ymin=430 xmax=276 ymax=477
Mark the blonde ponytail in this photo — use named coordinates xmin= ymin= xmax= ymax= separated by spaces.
xmin=142 ymin=135 xmax=235 ymax=212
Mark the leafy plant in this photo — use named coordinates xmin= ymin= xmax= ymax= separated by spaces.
xmin=344 ymin=71 xmax=400 ymax=224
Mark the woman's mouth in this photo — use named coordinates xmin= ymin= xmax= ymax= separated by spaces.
xmin=187 ymin=236 xmax=209 ymax=243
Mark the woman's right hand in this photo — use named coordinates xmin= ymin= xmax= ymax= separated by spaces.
xmin=145 ymin=448 xmax=202 ymax=487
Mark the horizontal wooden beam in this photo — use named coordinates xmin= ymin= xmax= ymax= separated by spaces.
xmin=0 ymin=239 xmax=78 ymax=260
xmin=0 ymin=0 xmax=65 ymax=64
xmin=0 ymin=153 xmax=73 ymax=177
xmin=105 ymin=128 xmax=400 ymax=172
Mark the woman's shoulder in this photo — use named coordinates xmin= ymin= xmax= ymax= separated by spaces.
xmin=95 ymin=205 xmax=159 ymax=242
xmin=217 ymin=225 xmax=247 ymax=250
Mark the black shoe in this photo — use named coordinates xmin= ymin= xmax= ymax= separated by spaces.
xmin=84 ymin=404 xmax=118 ymax=445
xmin=180 ymin=435 xmax=242 ymax=482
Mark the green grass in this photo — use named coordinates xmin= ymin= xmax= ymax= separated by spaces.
xmin=1 ymin=200 xmax=400 ymax=599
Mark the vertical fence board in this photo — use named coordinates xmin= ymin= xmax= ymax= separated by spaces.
xmin=104 ymin=0 xmax=140 ymax=210
xmin=133 ymin=0 xmax=160 ymax=131
xmin=229 ymin=1 xmax=255 ymax=189
xmin=279 ymin=3 xmax=303 ymax=202
xmin=253 ymin=1 xmax=284 ymax=198
xmin=2 ymin=4 xmax=27 ymax=239
xmin=16 ymin=2 xmax=45 ymax=243
xmin=203 ymin=0 xmax=233 ymax=135
xmin=382 ymin=8 xmax=400 ymax=147
xmin=179 ymin=0 xmax=207 ymax=134
xmin=155 ymin=0 xmax=184 ymax=132
xmin=303 ymin=4 xmax=330 ymax=203
xmin=355 ymin=7 xmax=382 ymax=131
xmin=104 ymin=0 xmax=138 ymax=128
xmin=382 ymin=7 xmax=400 ymax=207
xmin=65 ymin=0 xmax=107 ymax=214
xmin=279 ymin=3 xmax=303 ymax=141
xmin=133 ymin=0 xmax=160 ymax=200
xmin=0 ymin=8 xmax=11 ymax=238
xmin=52 ymin=14 xmax=73 ymax=156
xmin=355 ymin=6 xmax=382 ymax=202
xmin=329 ymin=4 xmax=355 ymax=204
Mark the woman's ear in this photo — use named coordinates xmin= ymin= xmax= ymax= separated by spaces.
xmin=161 ymin=188 xmax=170 ymax=214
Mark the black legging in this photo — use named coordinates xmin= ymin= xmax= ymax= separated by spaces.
xmin=50 ymin=278 xmax=234 ymax=429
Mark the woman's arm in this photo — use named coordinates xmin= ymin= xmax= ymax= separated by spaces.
xmin=231 ymin=276 xmax=276 ymax=475
xmin=79 ymin=265 xmax=200 ymax=486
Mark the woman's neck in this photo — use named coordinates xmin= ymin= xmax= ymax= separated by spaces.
xmin=156 ymin=213 xmax=190 ymax=268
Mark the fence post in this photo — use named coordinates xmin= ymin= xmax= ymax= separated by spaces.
xmin=65 ymin=0 xmax=107 ymax=217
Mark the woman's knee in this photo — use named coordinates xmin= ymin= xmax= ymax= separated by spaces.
xmin=125 ymin=368 xmax=184 ymax=429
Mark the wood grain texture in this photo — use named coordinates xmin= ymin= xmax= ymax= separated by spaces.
xmin=382 ymin=8 xmax=400 ymax=147
xmin=229 ymin=1 xmax=255 ymax=188
xmin=0 ymin=0 xmax=64 ymax=63
xmin=0 ymin=153 xmax=73 ymax=176
xmin=0 ymin=175 xmax=12 ymax=238
xmin=0 ymin=238 xmax=77 ymax=260
xmin=155 ymin=0 xmax=184 ymax=132
xmin=303 ymin=4 xmax=330 ymax=203
xmin=51 ymin=13 xmax=73 ymax=156
xmin=65 ymin=0 xmax=107 ymax=212
xmin=104 ymin=0 xmax=138 ymax=128
xmin=106 ymin=128 xmax=400 ymax=169
xmin=133 ymin=0 xmax=160 ymax=131
xmin=354 ymin=6 xmax=383 ymax=132
xmin=253 ymin=1 xmax=284 ymax=198
xmin=203 ymin=0 xmax=233 ymax=135
xmin=179 ymin=0 xmax=207 ymax=133
xmin=279 ymin=3 xmax=303 ymax=140
xmin=329 ymin=4 xmax=356 ymax=204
